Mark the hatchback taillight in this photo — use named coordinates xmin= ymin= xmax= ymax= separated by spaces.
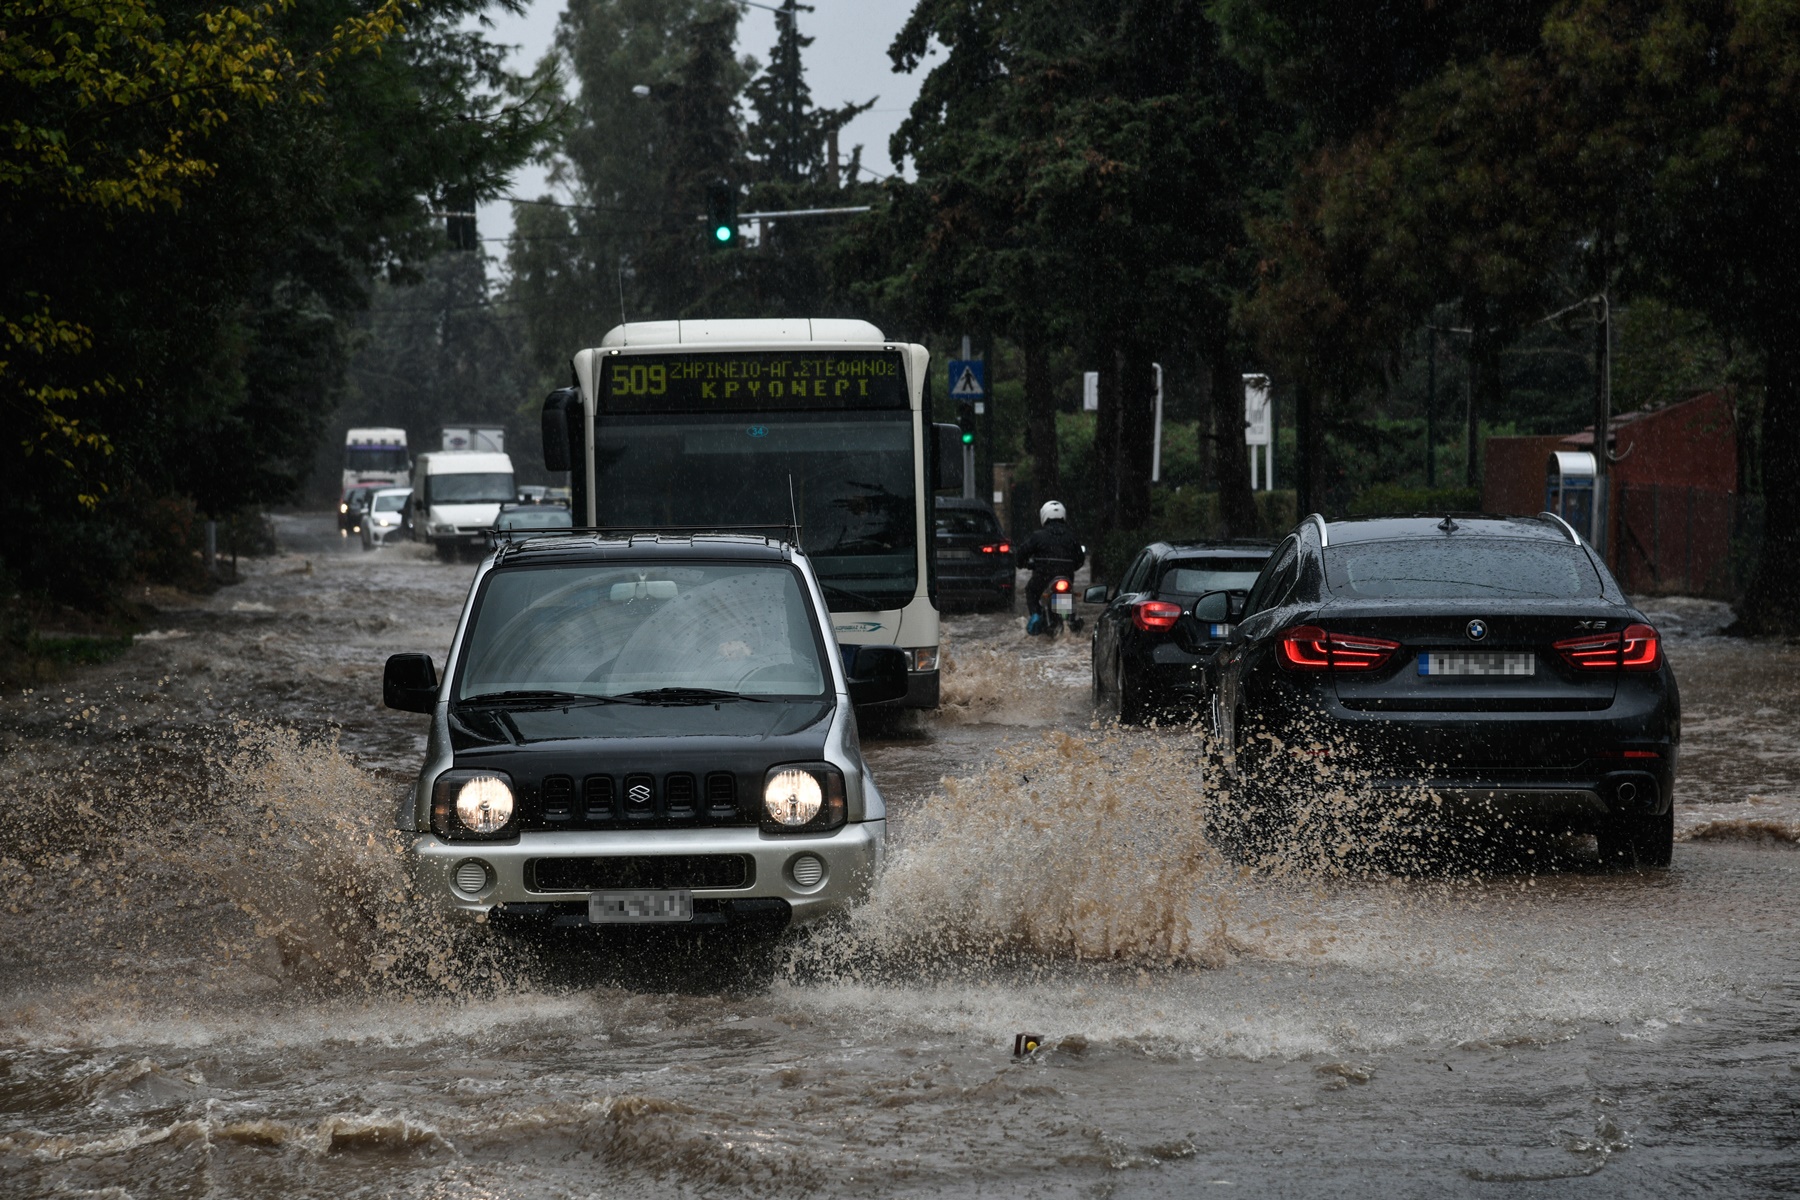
xmin=1277 ymin=625 xmax=1400 ymax=672
xmin=1132 ymin=600 xmax=1183 ymax=633
xmin=1554 ymin=623 xmax=1660 ymax=671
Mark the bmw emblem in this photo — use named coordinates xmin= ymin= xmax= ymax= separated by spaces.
xmin=1466 ymin=619 xmax=1489 ymax=642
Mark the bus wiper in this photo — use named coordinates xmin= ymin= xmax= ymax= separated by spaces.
xmin=820 ymin=582 xmax=889 ymax=611
xmin=457 ymin=690 xmax=632 ymax=708
xmin=616 ymin=687 xmax=765 ymax=706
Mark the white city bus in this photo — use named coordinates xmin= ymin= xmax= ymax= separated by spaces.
xmin=541 ymin=319 xmax=960 ymax=707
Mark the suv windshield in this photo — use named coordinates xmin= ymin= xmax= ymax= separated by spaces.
xmin=1325 ymin=539 xmax=1602 ymax=599
xmin=457 ymin=562 xmax=828 ymax=700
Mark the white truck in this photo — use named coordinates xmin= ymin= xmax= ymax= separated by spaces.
xmin=411 ymin=450 xmax=516 ymax=559
xmin=342 ymin=427 xmax=410 ymax=493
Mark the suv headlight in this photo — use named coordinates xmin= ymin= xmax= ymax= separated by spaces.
xmin=762 ymin=764 xmax=846 ymax=834
xmin=431 ymin=770 xmax=517 ymax=840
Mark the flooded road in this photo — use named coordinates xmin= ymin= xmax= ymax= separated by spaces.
xmin=2 ymin=515 xmax=1797 ymax=1197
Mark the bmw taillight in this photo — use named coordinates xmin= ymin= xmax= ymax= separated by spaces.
xmin=1554 ymin=623 xmax=1660 ymax=671
xmin=1277 ymin=625 xmax=1400 ymax=672
xmin=1132 ymin=600 xmax=1183 ymax=633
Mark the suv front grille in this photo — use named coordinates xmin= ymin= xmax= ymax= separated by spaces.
xmin=528 ymin=854 xmax=752 ymax=891
xmin=524 ymin=772 xmax=757 ymax=830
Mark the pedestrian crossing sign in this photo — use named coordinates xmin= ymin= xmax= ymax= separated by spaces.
xmin=949 ymin=359 xmax=986 ymax=400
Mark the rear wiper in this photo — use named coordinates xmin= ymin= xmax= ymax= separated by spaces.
xmin=616 ymin=687 xmax=765 ymax=706
xmin=820 ymin=583 xmax=889 ymax=610
xmin=457 ymin=690 xmax=632 ymax=708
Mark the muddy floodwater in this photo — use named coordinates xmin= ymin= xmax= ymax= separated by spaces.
xmin=2 ymin=514 xmax=1797 ymax=1198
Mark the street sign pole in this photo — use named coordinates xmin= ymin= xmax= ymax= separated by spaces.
xmin=1151 ymin=363 xmax=1164 ymax=484
xmin=950 ymin=337 xmax=987 ymax=501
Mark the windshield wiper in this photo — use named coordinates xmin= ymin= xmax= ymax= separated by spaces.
xmin=820 ymin=582 xmax=891 ymax=611
xmin=615 ymin=687 xmax=765 ymax=706
xmin=457 ymin=690 xmax=631 ymax=708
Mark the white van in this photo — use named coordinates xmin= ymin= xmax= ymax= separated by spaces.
xmin=412 ymin=451 xmax=516 ymax=559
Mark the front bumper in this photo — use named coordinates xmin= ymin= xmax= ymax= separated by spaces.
xmin=408 ymin=819 xmax=885 ymax=928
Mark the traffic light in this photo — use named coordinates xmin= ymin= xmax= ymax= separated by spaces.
xmin=705 ymin=182 xmax=738 ymax=247
xmin=957 ymin=403 xmax=975 ymax=445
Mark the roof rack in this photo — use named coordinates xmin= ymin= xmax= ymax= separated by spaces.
xmin=1536 ymin=511 xmax=1583 ymax=544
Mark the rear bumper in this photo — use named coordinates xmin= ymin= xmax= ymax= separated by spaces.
xmin=1365 ymin=772 xmax=1670 ymax=828
xmin=408 ymin=819 xmax=885 ymax=928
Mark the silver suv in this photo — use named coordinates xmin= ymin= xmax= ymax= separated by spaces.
xmin=382 ymin=532 xmax=903 ymax=936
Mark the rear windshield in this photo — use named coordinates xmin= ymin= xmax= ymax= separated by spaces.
xmin=496 ymin=507 xmax=572 ymax=530
xmin=936 ymin=510 xmax=1000 ymax=537
xmin=1324 ymin=539 xmax=1602 ymax=599
xmin=457 ymin=562 xmax=827 ymax=700
xmin=1158 ymin=559 xmax=1267 ymax=596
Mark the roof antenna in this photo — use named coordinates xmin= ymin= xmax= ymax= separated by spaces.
xmin=1438 ymin=515 xmax=1458 ymax=532
xmin=787 ymin=473 xmax=800 ymax=543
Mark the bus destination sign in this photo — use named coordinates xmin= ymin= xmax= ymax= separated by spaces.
xmin=598 ymin=350 xmax=908 ymax=413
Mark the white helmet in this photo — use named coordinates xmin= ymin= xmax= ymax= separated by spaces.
xmin=1039 ymin=500 xmax=1067 ymax=524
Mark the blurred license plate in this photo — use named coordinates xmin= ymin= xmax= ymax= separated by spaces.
xmin=1419 ymin=652 xmax=1535 ymax=677
xmin=1052 ymin=593 xmax=1074 ymax=615
xmin=588 ymin=890 xmax=692 ymax=923
xmin=938 ymin=548 xmax=975 ymax=560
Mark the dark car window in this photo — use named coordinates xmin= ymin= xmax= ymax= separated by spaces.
xmin=495 ymin=507 xmax=573 ymax=530
xmin=458 ymin=562 xmax=827 ymax=699
xmin=1324 ymin=539 xmax=1603 ymax=599
xmin=1123 ymin=552 xmax=1155 ymax=593
xmin=935 ymin=510 xmax=1000 ymax=538
xmin=1243 ymin=539 xmax=1297 ymax=616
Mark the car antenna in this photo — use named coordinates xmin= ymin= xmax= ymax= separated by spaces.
xmin=787 ymin=473 xmax=801 ymax=543
xmin=1438 ymin=515 xmax=1458 ymax=532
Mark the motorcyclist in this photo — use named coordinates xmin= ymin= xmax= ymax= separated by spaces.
xmin=1016 ymin=500 xmax=1086 ymax=635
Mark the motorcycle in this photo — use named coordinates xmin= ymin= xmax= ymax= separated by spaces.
xmin=1031 ymin=575 xmax=1084 ymax=638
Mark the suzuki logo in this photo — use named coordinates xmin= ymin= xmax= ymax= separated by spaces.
xmin=1466 ymin=619 xmax=1489 ymax=642
xmin=628 ymin=783 xmax=651 ymax=806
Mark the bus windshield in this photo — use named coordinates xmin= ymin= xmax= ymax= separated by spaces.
xmin=584 ymin=347 xmax=920 ymax=611
xmin=593 ymin=411 xmax=916 ymax=608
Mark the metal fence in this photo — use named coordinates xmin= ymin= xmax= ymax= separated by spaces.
xmin=1611 ymin=484 xmax=1760 ymax=600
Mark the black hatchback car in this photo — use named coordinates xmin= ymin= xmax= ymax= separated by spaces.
xmin=933 ymin=497 xmax=1013 ymax=611
xmin=1208 ymin=514 xmax=1678 ymax=866
xmin=1086 ymin=541 xmax=1273 ymax=723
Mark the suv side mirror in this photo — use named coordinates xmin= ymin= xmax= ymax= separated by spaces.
xmin=1082 ymin=584 xmax=1109 ymax=604
xmin=542 ymin=387 xmax=580 ymax=472
xmin=384 ymin=653 xmax=439 ymax=713
xmin=846 ymin=645 xmax=909 ymax=706
xmin=932 ymin=423 xmax=964 ymax=493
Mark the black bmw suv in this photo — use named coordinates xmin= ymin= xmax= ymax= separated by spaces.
xmin=1207 ymin=514 xmax=1679 ymax=866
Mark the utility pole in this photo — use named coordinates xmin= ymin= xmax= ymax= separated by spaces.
xmin=1426 ymin=327 xmax=1437 ymax=488
xmin=961 ymin=333 xmax=975 ymax=499
xmin=1592 ymin=294 xmax=1611 ymax=556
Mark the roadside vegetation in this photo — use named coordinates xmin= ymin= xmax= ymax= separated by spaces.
xmin=6 ymin=0 xmax=1797 ymax=630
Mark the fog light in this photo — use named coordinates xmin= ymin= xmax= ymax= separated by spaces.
xmin=453 ymin=859 xmax=492 ymax=895
xmin=790 ymin=854 xmax=825 ymax=888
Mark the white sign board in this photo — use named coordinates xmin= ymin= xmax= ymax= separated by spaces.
xmin=1243 ymin=374 xmax=1271 ymax=447
xmin=1082 ymin=371 xmax=1099 ymax=412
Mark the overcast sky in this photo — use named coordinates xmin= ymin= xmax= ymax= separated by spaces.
xmin=473 ymin=0 xmax=929 ymax=245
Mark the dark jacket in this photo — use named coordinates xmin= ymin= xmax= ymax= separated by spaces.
xmin=1017 ymin=520 xmax=1085 ymax=575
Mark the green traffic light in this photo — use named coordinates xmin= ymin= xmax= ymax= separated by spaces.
xmin=714 ymin=225 xmax=733 ymax=243
xmin=961 ymin=432 xmax=974 ymax=444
